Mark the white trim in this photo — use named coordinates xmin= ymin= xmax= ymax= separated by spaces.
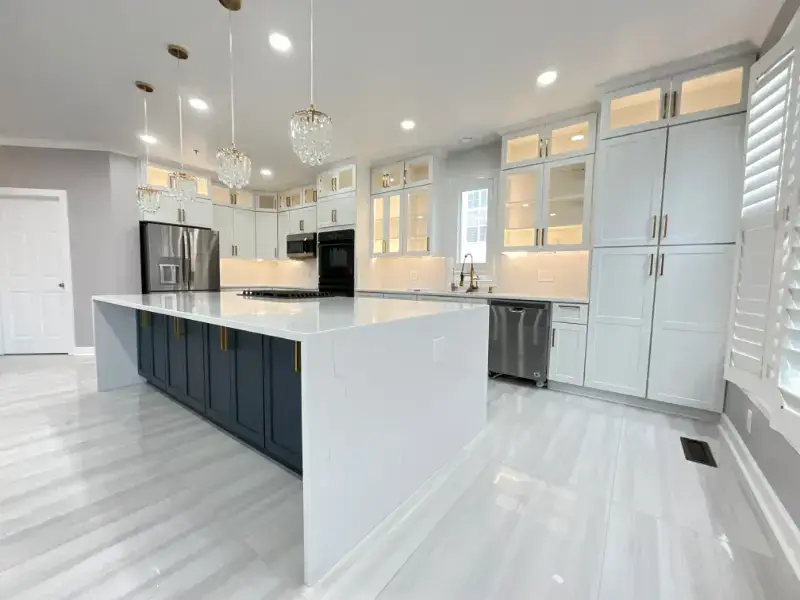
xmin=0 ymin=187 xmax=76 ymax=355
xmin=71 ymin=346 xmax=95 ymax=357
xmin=720 ymin=414 xmax=800 ymax=582
xmin=0 ymin=136 xmax=133 ymax=157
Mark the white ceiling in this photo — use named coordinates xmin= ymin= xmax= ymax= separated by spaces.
xmin=0 ymin=0 xmax=782 ymax=190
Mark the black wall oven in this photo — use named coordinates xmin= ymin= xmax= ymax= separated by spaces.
xmin=318 ymin=229 xmax=355 ymax=296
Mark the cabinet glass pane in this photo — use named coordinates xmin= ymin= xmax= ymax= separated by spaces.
xmin=196 ymin=177 xmax=209 ymax=197
xmin=406 ymin=188 xmax=430 ymax=252
xmin=609 ymin=88 xmax=662 ymax=131
xmin=506 ymin=133 xmax=541 ymax=164
xmin=211 ymin=185 xmax=231 ymax=205
xmin=257 ymin=195 xmax=276 ymax=210
xmin=372 ymin=197 xmax=385 ymax=254
xmin=545 ymin=162 xmax=586 ymax=246
xmin=338 ymin=166 xmax=355 ymax=190
xmin=146 ymin=166 xmax=171 ymax=188
xmin=406 ymin=157 xmax=431 ymax=185
xmin=679 ymin=67 xmax=744 ymax=116
xmin=503 ymin=170 xmax=540 ymax=247
xmin=234 ymin=191 xmax=253 ymax=208
xmin=550 ymin=121 xmax=590 ymax=156
xmin=287 ymin=191 xmax=302 ymax=208
xmin=388 ymin=194 xmax=402 ymax=253
xmin=372 ymin=162 xmax=404 ymax=191
xmin=303 ymin=187 xmax=317 ymax=204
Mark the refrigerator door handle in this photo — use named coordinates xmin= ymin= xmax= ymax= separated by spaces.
xmin=184 ymin=230 xmax=192 ymax=287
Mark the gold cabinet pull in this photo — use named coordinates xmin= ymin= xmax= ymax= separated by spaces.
xmin=426 ymin=236 xmax=430 ymax=252
xmin=383 ymin=240 xmax=387 ymax=253
xmin=649 ymin=254 xmax=654 ymax=276
xmin=659 ymin=253 xmax=665 ymax=276
xmin=671 ymin=91 xmax=678 ymax=118
xmin=141 ymin=311 xmax=149 ymax=327
xmin=173 ymin=318 xmax=179 ymax=337
xmin=551 ymin=329 xmax=556 ymax=347
xmin=662 ymin=214 xmax=668 ymax=239
xmin=220 ymin=327 xmax=228 ymax=351
xmin=662 ymin=92 xmax=669 ymax=119
xmin=294 ymin=341 xmax=301 ymax=373
xmin=651 ymin=215 xmax=657 ymax=239
xmin=544 ymin=138 xmax=550 ymax=157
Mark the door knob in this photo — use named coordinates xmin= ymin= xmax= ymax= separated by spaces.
xmin=58 ymin=282 xmax=65 ymax=289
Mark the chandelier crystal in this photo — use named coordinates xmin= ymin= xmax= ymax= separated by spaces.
xmin=167 ymin=44 xmax=197 ymax=204
xmin=216 ymin=1 xmax=251 ymax=189
xmin=290 ymin=0 xmax=332 ymax=165
xmin=134 ymin=81 xmax=162 ymax=214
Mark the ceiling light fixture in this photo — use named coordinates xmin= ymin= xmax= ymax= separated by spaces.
xmin=167 ymin=44 xmax=198 ymax=204
xmin=260 ymin=168 xmax=273 ymax=177
xmin=216 ymin=0 xmax=252 ymax=189
xmin=549 ymin=212 xmax=556 ymax=216
xmin=134 ymin=81 xmax=162 ymax=214
xmin=570 ymin=133 xmax=585 ymax=142
xmin=188 ymin=97 xmax=209 ymax=111
xmin=401 ymin=119 xmax=416 ymax=131
xmin=537 ymin=70 xmax=558 ymax=86
xmin=269 ymin=32 xmax=292 ymax=53
xmin=289 ymin=0 xmax=332 ymax=166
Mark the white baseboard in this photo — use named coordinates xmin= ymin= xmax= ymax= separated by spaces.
xmin=720 ymin=414 xmax=800 ymax=582
xmin=71 ymin=346 xmax=95 ymax=356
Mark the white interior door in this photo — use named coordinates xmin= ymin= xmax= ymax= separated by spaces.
xmin=592 ymin=129 xmax=667 ymax=247
xmin=585 ymin=246 xmax=657 ymax=396
xmin=0 ymin=192 xmax=73 ymax=354
xmin=660 ymin=114 xmax=745 ymax=245
xmin=647 ymin=245 xmax=735 ymax=411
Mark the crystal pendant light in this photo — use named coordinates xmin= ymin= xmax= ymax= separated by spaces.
xmin=167 ymin=44 xmax=198 ymax=203
xmin=216 ymin=0 xmax=251 ymax=189
xmin=289 ymin=0 xmax=332 ymax=166
xmin=135 ymin=81 xmax=162 ymax=214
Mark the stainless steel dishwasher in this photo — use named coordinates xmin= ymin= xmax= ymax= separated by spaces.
xmin=488 ymin=300 xmax=551 ymax=385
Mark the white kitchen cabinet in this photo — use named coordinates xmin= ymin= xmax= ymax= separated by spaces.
xmin=404 ymin=155 xmax=433 ymax=188
xmin=255 ymin=211 xmax=278 ymax=260
xmin=232 ymin=209 xmax=256 ymax=259
xmin=213 ymin=205 xmax=235 ymax=259
xmin=592 ymin=129 xmax=667 ymax=248
xmin=182 ymin=199 xmax=213 ymax=228
xmin=501 ymin=155 xmax=593 ymax=251
xmin=585 ymin=246 xmax=657 ymax=397
xmin=371 ymin=193 xmax=403 ymax=256
xmin=660 ymin=114 xmax=744 ymax=245
xmin=140 ymin=193 xmax=179 ymax=224
xmin=211 ymin=184 xmax=233 ymax=206
xmin=646 ymin=245 xmax=735 ymax=411
xmin=502 ymin=114 xmax=596 ymax=170
xmin=318 ymin=163 xmax=356 ymax=198
xmin=255 ymin=193 xmax=278 ymax=211
xmin=277 ymin=212 xmax=290 ymax=260
xmin=370 ymin=156 xmax=434 ymax=194
xmin=302 ymin=186 xmax=317 ymax=207
xmin=404 ymin=186 xmax=432 ymax=255
xmin=599 ymin=58 xmax=750 ymax=139
xmin=317 ymin=193 xmax=356 ymax=228
xmin=231 ymin=190 xmax=253 ymax=209
xmin=279 ymin=188 xmax=302 ymax=210
xmin=548 ymin=322 xmax=587 ymax=385
xmin=290 ymin=206 xmax=316 ymax=234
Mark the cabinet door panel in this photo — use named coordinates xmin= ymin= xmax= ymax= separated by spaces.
xmin=137 ymin=311 xmax=154 ymax=380
xmin=233 ymin=209 xmax=256 ymax=259
xmin=405 ymin=156 xmax=433 ymax=187
xmin=151 ymin=313 xmax=169 ymax=390
xmin=231 ymin=330 xmax=265 ymax=449
xmin=371 ymin=161 xmax=405 ymax=194
xmin=405 ymin=187 xmax=431 ymax=254
xmin=371 ymin=195 xmax=386 ymax=255
xmin=646 ymin=245 xmax=735 ymax=411
xmin=206 ymin=325 xmax=233 ymax=428
xmin=548 ymin=322 xmax=587 ymax=385
xmin=294 ymin=206 xmax=316 ymax=234
xmin=501 ymin=165 xmax=542 ymax=249
xmin=185 ymin=320 xmax=207 ymax=413
xmin=543 ymin=156 xmax=592 ymax=249
xmin=277 ymin=212 xmax=290 ymax=260
xmin=502 ymin=130 xmax=543 ymax=169
xmin=255 ymin=211 xmax=278 ymax=260
xmin=660 ymin=115 xmax=744 ymax=245
xmin=671 ymin=62 xmax=748 ymax=125
xmin=585 ymin=247 xmax=656 ymax=397
xmin=600 ymin=79 xmax=670 ymax=138
xmin=213 ymin=205 xmax=235 ymax=259
xmin=167 ymin=317 xmax=188 ymax=401
xmin=183 ymin=200 xmax=213 ymax=228
xmin=267 ymin=337 xmax=302 ymax=471
xmin=593 ymin=129 xmax=667 ymax=247
xmin=332 ymin=193 xmax=357 ymax=226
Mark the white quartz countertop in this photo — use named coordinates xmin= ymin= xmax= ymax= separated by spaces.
xmin=357 ymin=288 xmax=589 ymax=304
xmin=93 ymin=292 xmax=486 ymax=342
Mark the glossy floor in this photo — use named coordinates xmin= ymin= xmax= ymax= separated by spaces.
xmin=0 ymin=356 xmax=797 ymax=599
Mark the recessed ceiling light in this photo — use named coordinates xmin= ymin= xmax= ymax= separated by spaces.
xmin=401 ymin=119 xmax=416 ymax=131
xmin=188 ymin=97 xmax=209 ymax=111
xmin=570 ymin=134 xmax=585 ymax=142
xmin=260 ymin=168 xmax=273 ymax=177
xmin=139 ymin=133 xmax=158 ymax=145
xmin=269 ymin=32 xmax=292 ymax=53
xmin=537 ymin=70 xmax=558 ymax=86
xmin=549 ymin=212 xmax=557 ymax=216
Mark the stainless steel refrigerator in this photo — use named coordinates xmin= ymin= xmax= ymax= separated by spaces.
xmin=140 ymin=222 xmax=220 ymax=293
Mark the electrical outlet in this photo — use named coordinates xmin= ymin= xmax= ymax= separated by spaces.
xmin=410 ymin=270 xmax=418 ymax=281
xmin=746 ymin=409 xmax=753 ymax=434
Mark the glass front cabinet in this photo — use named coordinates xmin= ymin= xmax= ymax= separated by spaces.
xmin=502 ymin=114 xmax=596 ymax=170
xmin=500 ymin=155 xmax=593 ymax=251
xmin=370 ymin=187 xmax=433 ymax=257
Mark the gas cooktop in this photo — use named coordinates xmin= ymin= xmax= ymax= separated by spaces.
xmin=238 ymin=289 xmax=331 ymax=300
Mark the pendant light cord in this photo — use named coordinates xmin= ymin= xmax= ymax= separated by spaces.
xmin=143 ymin=95 xmax=150 ymax=165
xmin=228 ymin=8 xmax=236 ymax=146
xmin=309 ymin=0 xmax=314 ymax=107
xmin=177 ymin=57 xmax=185 ymax=170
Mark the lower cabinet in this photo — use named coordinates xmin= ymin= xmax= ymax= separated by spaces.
xmin=230 ymin=330 xmax=267 ymax=449
xmin=266 ymin=337 xmax=303 ymax=470
xmin=137 ymin=311 xmax=169 ymax=391
xmin=548 ymin=322 xmax=587 ymax=385
xmin=166 ymin=317 xmax=207 ymax=414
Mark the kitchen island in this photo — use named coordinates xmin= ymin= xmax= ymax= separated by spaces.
xmin=92 ymin=291 xmax=489 ymax=585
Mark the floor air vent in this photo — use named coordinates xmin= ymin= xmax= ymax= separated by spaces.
xmin=680 ymin=437 xmax=717 ymax=468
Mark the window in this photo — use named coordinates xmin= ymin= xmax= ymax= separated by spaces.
xmin=459 ymin=187 xmax=488 ymax=263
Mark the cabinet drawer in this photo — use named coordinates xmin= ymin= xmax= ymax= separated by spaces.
xmin=552 ymin=302 xmax=588 ymax=324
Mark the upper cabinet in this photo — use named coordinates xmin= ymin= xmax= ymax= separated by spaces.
xmin=279 ymin=188 xmax=303 ymax=210
xmin=145 ymin=165 xmax=210 ymax=200
xmin=599 ymin=58 xmax=750 ymax=139
xmin=302 ymin=185 xmax=317 ymax=206
xmin=371 ymin=192 xmax=404 ymax=257
xmin=501 ymin=115 xmax=596 ymax=170
xmin=318 ymin=163 xmax=356 ymax=198
xmin=370 ymin=155 xmax=434 ymax=194
xmin=255 ymin=193 xmax=278 ymax=212
xmin=500 ymin=156 xmax=593 ymax=251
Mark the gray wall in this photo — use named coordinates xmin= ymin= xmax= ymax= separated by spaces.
xmin=725 ymin=383 xmax=800 ymax=527
xmin=0 ymin=146 xmax=141 ymax=347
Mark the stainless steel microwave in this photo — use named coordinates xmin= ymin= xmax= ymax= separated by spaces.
xmin=287 ymin=233 xmax=317 ymax=259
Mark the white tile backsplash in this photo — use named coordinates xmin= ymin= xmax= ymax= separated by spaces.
xmin=220 ymin=259 xmax=318 ymax=289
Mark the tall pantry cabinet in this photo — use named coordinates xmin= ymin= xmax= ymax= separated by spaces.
xmin=585 ymin=57 xmax=750 ymax=413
